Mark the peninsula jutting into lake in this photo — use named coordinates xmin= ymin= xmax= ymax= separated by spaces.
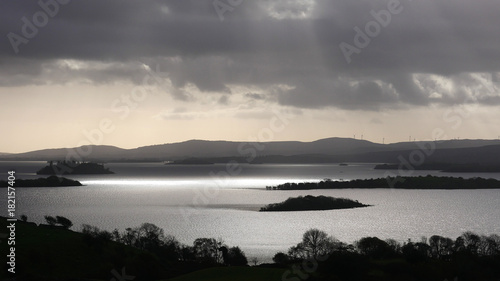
xmin=266 ymin=175 xmax=500 ymax=190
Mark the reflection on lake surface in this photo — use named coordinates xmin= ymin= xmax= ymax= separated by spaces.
xmin=2 ymin=161 xmax=500 ymax=261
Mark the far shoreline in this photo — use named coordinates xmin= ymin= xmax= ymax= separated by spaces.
xmin=265 ymin=175 xmax=500 ymax=190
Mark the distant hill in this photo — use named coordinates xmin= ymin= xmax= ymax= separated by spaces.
xmin=1 ymin=138 xmax=500 ymax=165
xmin=2 ymin=145 xmax=127 ymax=160
xmin=128 ymin=137 xmax=385 ymax=159
xmin=0 ymin=137 xmax=383 ymax=161
xmin=350 ymin=144 xmax=500 ymax=165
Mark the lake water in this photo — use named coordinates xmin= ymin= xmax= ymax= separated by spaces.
xmin=2 ymin=161 xmax=500 ymax=262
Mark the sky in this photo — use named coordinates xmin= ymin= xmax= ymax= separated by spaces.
xmin=1 ymin=0 xmax=500 ymax=153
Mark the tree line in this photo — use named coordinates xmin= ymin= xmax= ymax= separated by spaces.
xmin=23 ymin=215 xmax=500 ymax=280
xmin=80 ymin=222 xmax=248 ymax=267
xmin=273 ymin=229 xmax=500 ymax=280
xmin=274 ymin=229 xmax=500 ymax=262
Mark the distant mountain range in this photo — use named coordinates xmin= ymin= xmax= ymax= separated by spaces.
xmin=2 ymin=138 xmax=500 ymax=166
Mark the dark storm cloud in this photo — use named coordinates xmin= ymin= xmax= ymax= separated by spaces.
xmin=1 ymin=0 xmax=499 ymax=110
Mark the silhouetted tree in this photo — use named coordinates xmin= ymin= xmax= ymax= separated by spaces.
xmin=288 ymin=244 xmax=307 ymax=260
xmin=44 ymin=215 xmax=57 ymax=226
xmin=81 ymin=224 xmax=100 ymax=237
xmin=193 ymin=238 xmax=223 ymax=264
xmin=385 ymin=238 xmax=402 ymax=254
xmin=273 ymin=252 xmax=289 ymax=264
xmin=429 ymin=235 xmax=453 ymax=259
xmin=136 ymin=223 xmax=165 ymax=251
xmin=290 ymin=229 xmax=339 ymax=259
xmin=20 ymin=214 xmax=27 ymax=222
xmin=219 ymin=246 xmax=229 ymax=265
xmin=111 ymin=228 xmax=121 ymax=242
xmin=160 ymin=234 xmax=181 ymax=261
xmin=80 ymin=224 xmax=111 ymax=251
xmin=226 ymin=247 xmax=248 ymax=266
xmin=454 ymin=236 xmax=466 ymax=253
xmin=482 ymin=234 xmax=500 ymax=256
xmin=402 ymin=240 xmax=430 ymax=262
xmin=461 ymin=231 xmax=481 ymax=254
xmin=55 ymin=216 xmax=73 ymax=229
xmin=180 ymin=245 xmax=196 ymax=262
xmin=121 ymin=227 xmax=140 ymax=247
xmin=356 ymin=237 xmax=396 ymax=259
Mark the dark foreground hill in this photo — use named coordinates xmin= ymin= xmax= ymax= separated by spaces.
xmin=0 ymin=217 xmax=173 ymax=281
xmin=2 ymin=216 xmax=500 ymax=281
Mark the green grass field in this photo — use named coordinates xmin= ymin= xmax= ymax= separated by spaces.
xmin=167 ymin=266 xmax=286 ymax=281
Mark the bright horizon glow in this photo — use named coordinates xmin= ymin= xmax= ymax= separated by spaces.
xmin=2 ymin=1 xmax=500 ymax=153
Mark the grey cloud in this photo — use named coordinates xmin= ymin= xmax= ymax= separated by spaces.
xmin=233 ymin=110 xmax=276 ymax=119
xmin=277 ymin=78 xmax=401 ymax=111
xmin=218 ymin=95 xmax=229 ymax=105
xmin=1 ymin=0 xmax=500 ymax=110
xmin=245 ymin=93 xmax=266 ymax=100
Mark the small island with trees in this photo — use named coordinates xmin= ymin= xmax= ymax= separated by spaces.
xmin=260 ymin=195 xmax=370 ymax=212
xmin=0 ymin=175 xmax=83 ymax=187
xmin=37 ymin=161 xmax=114 ymax=175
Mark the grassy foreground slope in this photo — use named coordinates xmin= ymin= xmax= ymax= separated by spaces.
xmin=3 ymin=216 xmax=500 ymax=281
xmin=0 ymin=216 xmax=283 ymax=281
xmin=167 ymin=267 xmax=285 ymax=281
xmin=0 ymin=217 xmax=170 ymax=281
